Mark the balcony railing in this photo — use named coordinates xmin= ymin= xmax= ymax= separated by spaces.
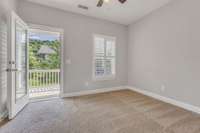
xmin=29 ymin=69 xmax=60 ymax=98
xmin=29 ymin=69 xmax=60 ymax=88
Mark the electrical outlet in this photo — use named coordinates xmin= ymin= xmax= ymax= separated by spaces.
xmin=161 ymin=85 xmax=165 ymax=92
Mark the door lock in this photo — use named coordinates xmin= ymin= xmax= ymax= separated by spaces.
xmin=8 ymin=61 xmax=15 ymax=64
xmin=6 ymin=68 xmax=18 ymax=72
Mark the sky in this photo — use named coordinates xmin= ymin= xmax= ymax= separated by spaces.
xmin=29 ymin=31 xmax=60 ymax=41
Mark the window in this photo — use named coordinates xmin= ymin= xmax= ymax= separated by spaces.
xmin=93 ymin=34 xmax=116 ymax=80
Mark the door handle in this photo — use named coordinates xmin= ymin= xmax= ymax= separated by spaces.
xmin=6 ymin=68 xmax=18 ymax=72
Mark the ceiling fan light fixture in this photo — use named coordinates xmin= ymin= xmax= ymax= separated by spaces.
xmin=104 ymin=0 xmax=110 ymax=3
xmin=97 ymin=0 xmax=127 ymax=7
xmin=119 ymin=0 xmax=127 ymax=4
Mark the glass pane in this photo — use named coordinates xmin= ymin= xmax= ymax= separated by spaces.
xmin=15 ymin=22 xmax=27 ymax=101
xmin=105 ymin=58 xmax=115 ymax=75
xmin=106 ymin=40 xmax=115 ymax=56
xmin=95 ymin=37 xmax=104 ymax=57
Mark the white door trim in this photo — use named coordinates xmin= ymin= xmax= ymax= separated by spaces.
xmin=28 ymin=24 xmax=65 ymax=98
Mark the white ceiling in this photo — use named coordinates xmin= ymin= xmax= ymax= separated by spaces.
xmin=26 ymin=0 xmax=173 ymax=25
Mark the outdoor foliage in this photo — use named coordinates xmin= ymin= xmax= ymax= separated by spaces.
xmin=29 ymin=39 xmax=61 ymax=69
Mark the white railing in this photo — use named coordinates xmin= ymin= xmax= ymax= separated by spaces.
xmin=29 ymin=69 xmax=60 ymax=89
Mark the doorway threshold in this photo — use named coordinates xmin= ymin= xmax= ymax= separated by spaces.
xmin=29 ymin=87 xmax=60 ymax=102
xmin=29 ymin=94 xmax=60 ymax=103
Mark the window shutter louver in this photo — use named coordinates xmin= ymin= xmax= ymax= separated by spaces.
xmin=93 ymin=35 xmax=116 ymax=80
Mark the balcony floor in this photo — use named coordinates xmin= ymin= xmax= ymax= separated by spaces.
xmin=29 ymin=85 xmax=60 ymax=99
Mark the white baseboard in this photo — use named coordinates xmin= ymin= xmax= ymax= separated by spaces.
xmin=0 ymin=110 xmax=8 ymax=122
xmin=61 ymin=86 xmax=127 ymax=98
xmin=56 ymin=85 xmax=200 ymax=114
xmin=127 ymin=86 xmax=200 ymax=114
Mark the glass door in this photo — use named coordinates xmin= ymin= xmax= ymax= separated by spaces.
xmin=15 ymin=20 xmax=27 ymax=100
xmin=7 ymin=12 xmax=29 ymax=119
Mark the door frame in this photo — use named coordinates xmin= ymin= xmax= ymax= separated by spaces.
xmin=28 ymin=24 xmax=64 ymax=98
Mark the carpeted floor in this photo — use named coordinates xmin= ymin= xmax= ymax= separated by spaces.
xmin=0 ymin=90 xmax=200 ymax=133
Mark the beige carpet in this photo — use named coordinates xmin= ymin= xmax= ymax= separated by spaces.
xmin=0 ymin=90 xmax=200 ymax=133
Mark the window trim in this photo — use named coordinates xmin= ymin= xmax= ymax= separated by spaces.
xmin=92 ymin=34 xmax=116 ymax=81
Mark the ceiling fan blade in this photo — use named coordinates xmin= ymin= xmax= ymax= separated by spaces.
xmin=97 ymin=0 xmax=104 ymax=7
xmin=118 ymin=0 xmax=127 ymax=4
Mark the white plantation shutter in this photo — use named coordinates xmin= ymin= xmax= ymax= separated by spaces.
xmin=0 ymin=20 xmax=8 ymax=115
xmin=93 ymin=35 xmax=116 ymax=80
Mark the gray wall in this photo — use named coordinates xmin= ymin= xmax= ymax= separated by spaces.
xmin=128 ymin=0 xmax=200 ymax=107
xmin=1 ymin=0 xmax=200 ymax=119
xmin=18 ymin=0 xmax=128 ymax=93
xmin=0 ymin=0 xmax=17 ymax=118
xmin=0 ymin=0 xmax=17 ymax=17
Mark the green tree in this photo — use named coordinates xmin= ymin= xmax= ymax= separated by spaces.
xmin=29 ymin=39 xmax=61 ymax=69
